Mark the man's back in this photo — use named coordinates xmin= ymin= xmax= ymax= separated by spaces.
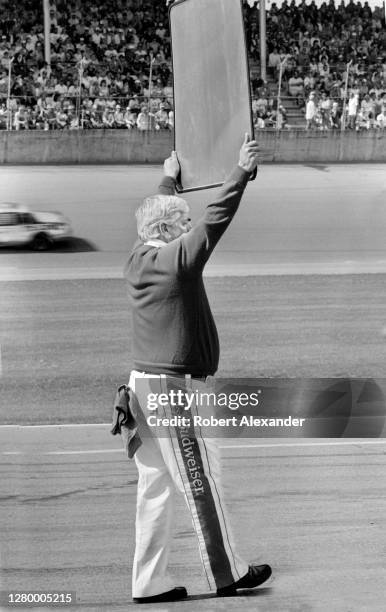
xmin=126 ymin=241 xmax=218 ymax=376
xmin=125 ymin=165 xmax=250 ymax=376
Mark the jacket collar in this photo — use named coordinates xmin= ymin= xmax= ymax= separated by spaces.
xmin=144 ymin=239 xmax=167 ymax=248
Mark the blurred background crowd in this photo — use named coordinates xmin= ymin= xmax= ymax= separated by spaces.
xmin=0 ymin=0 xmax=385 ymax=131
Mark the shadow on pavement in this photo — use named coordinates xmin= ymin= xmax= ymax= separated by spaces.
xmin=0 ymin=237 xmax=98 ymax=253
xmin=185 ymin=586 xmax=272 ymax=601
xmin=50 ymin=237 xmax=99 ymax=252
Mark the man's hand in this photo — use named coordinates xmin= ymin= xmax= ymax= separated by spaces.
xmin=164 ymin=150 xmax=180 ymax=179
xmin=238 ymin=133 xmax=259 ymax=173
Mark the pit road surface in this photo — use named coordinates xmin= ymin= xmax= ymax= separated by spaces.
xmin=1 ymin=431 xmax=386 ymax=612
xmin=1 ymin=164 xmax=386 ymax=611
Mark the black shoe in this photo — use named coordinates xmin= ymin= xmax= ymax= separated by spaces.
xmin=133 ymin=587 xmax=188 ymax=603
xmin=217 ymin=564 xmax=272 ymax=597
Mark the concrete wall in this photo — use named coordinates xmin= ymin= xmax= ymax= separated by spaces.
xmin=0 ymin=129 xmax=385 ymax=164
xmin=260 ymin=129 xmax=386 ymax=163
xmin=0 ymin=130 xmax=172 ymax=164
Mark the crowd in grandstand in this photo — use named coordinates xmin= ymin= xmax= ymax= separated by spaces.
xmin=1 ymin=97 xmax=174 ymax=131
xmin=248 ymin=0 xmax=386 ymax=129
xmin=0 ymin=0 xmax=385 ymax=130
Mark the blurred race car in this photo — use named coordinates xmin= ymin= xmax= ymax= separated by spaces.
xmin=0 ymin=202 xmax=72 ymax=250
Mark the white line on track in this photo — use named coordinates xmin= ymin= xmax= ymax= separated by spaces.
xmin=2 ymin=449 xmax=123 ymax=455
xmin=0 ymin=423 xmax=111 ymax=428
xmin=2 ymin=261 xmax=386 ymax=281
xmin=2 ymin=440 xmax=386 ymax=456
xmin=220 ymin=440 xmax=386 ymax=448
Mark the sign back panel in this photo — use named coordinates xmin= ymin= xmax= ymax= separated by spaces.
xmin=169 ymin=0 xmax=255 ymax=192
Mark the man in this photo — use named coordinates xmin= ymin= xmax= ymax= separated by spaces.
xmin=268 ymin=47 xmax=280 ymax=77
xmin=360 ymin=93 xmax=375 ymax=128
xmin=330 ymin=101 xmax=341 ymax=129
xmin=102 ymin=102 xmax=116 ymax=128
xmin=319 ymin=92 xmax=332 ymax=130
xmin=114 ymin=104 xmax=126 ymax=128
xmin=305 ymin=91 xmax=317 ymax=129
xmin=154 ymin=103 xmax=169 ymax=129
xmin=347 ymin=92 xmax=358 ymax=129
xmin=375 ymin=107 xmax=386 ymax=129
xmin=114 ymin=135 xmax=272 ymax=603
xmin=288 ymin=70 xmax=304 ymax=102
xmin=136 ymin=105 xmax=155 ymax=131
xmin=14 ymin=105 xmax=29 ymax=131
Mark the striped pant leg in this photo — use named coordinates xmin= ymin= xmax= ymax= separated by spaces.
xmin=129 ymin=372 xmax=178 ymax=598
xmin=131 ymin=436 xmax=178 ymax=598
xmin=130 ymin=372 xmax=248 ymax=593
xmin=158 ymin=376 xmax=249 ymax=591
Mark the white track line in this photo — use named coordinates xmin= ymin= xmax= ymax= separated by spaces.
xmin=2 ymin=440 xmax=386 ymax=456
xmin=221 ymin=440 xmax=386 ymax=448
xmin=2 ymin=260 xmax=386 ymax=282
xmin=0 ymin=423 xmax=111 ymax=428
xmin=2 ymin=449 xmax=123 ymax=455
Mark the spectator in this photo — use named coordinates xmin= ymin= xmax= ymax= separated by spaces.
xmin=1 ymin=0 xmax=384 ymax=132
xmin=98 ymin=79 xmax=109 ymax=99
xmin=288 ymin=70 xmax=304 ymax=104
xmin=128 ymin=95 xmax=141 ymax=114
xmin=67 ymin=107 xmax=79 ymax=130
xmin=303 ymin=71 xmax=316 ymax=98
xmin=102 ymin=102 xmax=116 ymax=128
xmin=268 ymin=47 xmax=281 ymax=77
xmin=319 ymin=92 xmax=332 ymax=130
xmin=268 ymin=99 xmax=288 ymax=129
xmin=1 ymin=50 xmax=11 ymax=71
xmin=360 ymin=93 xmax=375 ymax=126
xmin=0 ymin=71 xmax=8 ymax=97
xmin=0 ymin=101 xmax=9 ymax=129
xmin=55 ymin=107 xmax=69 ymax=129
xmin=355 ymin=108 xmax=369 ymax=130
xmin=154 ymin=103 xmax=169 ymax=129
xmin=254 ymin=111 xmax=265 ymax=129
xmin=90 ymin=103 xmax=104 ymax=128
xmin=136 ymin=105 xmax=155 ymax=131
xmin=347 ymin=92 xmax=359 ymax=129
xmin=253 ymin=95 xmax=269 ymax=119
xmin=114 ymin=104 xmax=126 ymax=128
xmin=305 ymin=91 xmax=317 ymax=129
xmin=329 ymin=75 xmax=343 ymax=100
xmin=375 ymin=107 xmax=386 ymax=129
xmin=124 ymin=106 xmax=137 ymax=129
xmin=330 ymin=101 xmax=342 ymax=129
xmin=14 ymin=104 xmax=28 ymax=130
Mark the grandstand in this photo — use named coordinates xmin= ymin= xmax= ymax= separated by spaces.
xmin=0 ymin=0 xmax=385 ymax=131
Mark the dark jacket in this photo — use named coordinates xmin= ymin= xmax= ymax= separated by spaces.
xmin=124 ymin=166 xmax=250 ymax=377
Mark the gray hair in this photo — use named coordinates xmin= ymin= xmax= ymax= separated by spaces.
xmin=135 ymin=194 xmax=189 ymax=241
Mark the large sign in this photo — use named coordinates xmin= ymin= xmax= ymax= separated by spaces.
xmin=169 ymin=0 xmax=256 ymax=192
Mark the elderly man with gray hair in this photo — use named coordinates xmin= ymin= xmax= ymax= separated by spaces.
xmin=123 ymin=134 xmax=271 ymax=604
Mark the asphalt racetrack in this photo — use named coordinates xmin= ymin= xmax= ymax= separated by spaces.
xmin=1 ymin=164 xmax=386 ymax=611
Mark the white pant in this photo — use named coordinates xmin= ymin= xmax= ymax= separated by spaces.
xmin=129 ymin=371 xmax=248 ymax=598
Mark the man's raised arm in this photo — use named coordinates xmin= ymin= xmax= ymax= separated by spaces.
xmin=158 ymin=134 xmax=259 ymax=274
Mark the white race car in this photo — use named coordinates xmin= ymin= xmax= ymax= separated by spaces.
xmin=0 ymin=202 xmax=72 ymax=250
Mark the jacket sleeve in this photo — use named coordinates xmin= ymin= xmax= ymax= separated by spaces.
xmin=156 ymin=166 xmax=251 ymax=276
xmin=158 ymin=175 xmax=176 ymax=195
